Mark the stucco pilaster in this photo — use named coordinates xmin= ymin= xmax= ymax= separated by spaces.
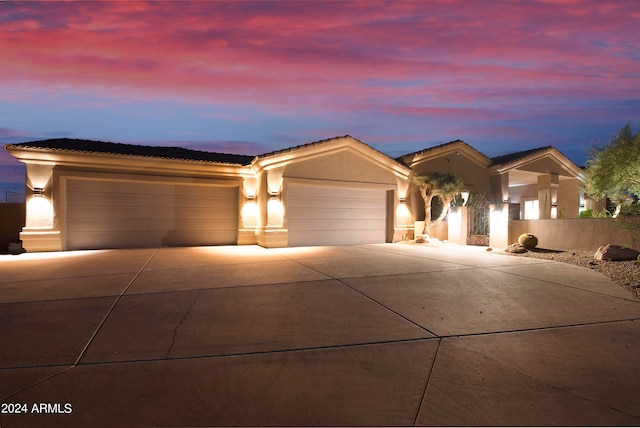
xmin=21 ymin=163 xmax=62 ymax=252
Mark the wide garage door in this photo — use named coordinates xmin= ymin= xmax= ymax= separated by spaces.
xmin=287 ymin=184 xmax=388 ymax=246
xmin=66 ymin=178 xmax=238 ymax=250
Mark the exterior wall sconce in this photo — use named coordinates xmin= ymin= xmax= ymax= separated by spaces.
xmin=268 ymin=190 xmax=280 ymax=198
xmin=246 ymin=194 xmax=256 ymax=201
xmin=399 ymin=197 xmax=406 ymax=203
xmin=551 ymin=202 xmax=558 ymax=207
xmin=33 ymin=187 xmax=45 ymax=197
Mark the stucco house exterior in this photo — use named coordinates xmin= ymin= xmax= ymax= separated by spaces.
xmin=398 ymin=140 xmax=585 ymax=222
xmin=4 ymin=136 xmax=584 ymax=252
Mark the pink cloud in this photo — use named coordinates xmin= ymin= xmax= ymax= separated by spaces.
xmin=1 ymin=0 xmax=638 ymax=116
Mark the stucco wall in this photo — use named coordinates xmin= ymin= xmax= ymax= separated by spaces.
xmin=509 ymin=219 xmax=639 ymax=252
xmin=282 ymin=149 xmax=398 ymax=184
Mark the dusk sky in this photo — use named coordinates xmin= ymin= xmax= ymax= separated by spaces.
xmin=1 ymin=1 xmax=639 ymax=197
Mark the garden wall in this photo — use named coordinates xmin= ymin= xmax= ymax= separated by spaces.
xmin=509 ymin=218 xmax=639 ymax=252
xmin=0 ymin=203 xmax=25 ymax=253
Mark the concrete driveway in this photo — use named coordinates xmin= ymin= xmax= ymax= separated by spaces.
xmin=1 ymin=243 xmax=639 ymax=427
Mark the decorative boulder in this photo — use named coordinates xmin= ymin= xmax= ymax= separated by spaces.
xmin=594 ymin=244 xmax=640 ymax=261
xmin=505 ymin=243 xmax=527 ymax=253
xmin=517 ymin=233 xmax=538 ymax=249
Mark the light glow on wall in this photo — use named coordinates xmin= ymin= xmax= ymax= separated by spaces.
xmin=396 ymin=199 xmax=412 ymax=226
xmin=241 ymin=200 xmax=258 ymax=228
xmin=267 ymin=197 xmax=284 ymax=227
xmin=26 ymin=195 xmax=53 ymax=228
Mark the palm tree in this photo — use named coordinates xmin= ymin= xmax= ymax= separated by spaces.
xmin=412 ymin=172 xmax=465 ymax=233
xmin=432 ymin=173 xmax=465 ymax=226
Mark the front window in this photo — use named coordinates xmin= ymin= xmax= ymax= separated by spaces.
xmin=524 ymin=199 xmax=539 ymax=220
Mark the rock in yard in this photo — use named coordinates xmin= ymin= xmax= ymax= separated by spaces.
xmin=505 ymin=243 xmax=528 ymax=253
xmin=594 ymin=244 xmax=640 ymax=261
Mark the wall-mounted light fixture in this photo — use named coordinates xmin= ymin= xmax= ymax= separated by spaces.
xmin=399 ymin=197 xmax=406 ymax=203
xmin=33 ymin=187 xmax=44 ymax=197
xmin=246 ymin=194 xmax=256 ymax=201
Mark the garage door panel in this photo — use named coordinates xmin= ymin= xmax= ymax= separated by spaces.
xmin=287 ymin=184 xmax=388 ymax=246
xmin=288 ymin=197 xmax=385 ymax=210
xmin=289 ymin=218 xmax=386 ymax=231
xmin=290 ymin=207 xmax=386 ymax=221
xmin=69 ymin=205 xmax=237 ymax=221
xmin=66 ymin=179 xmax=238 ymax=250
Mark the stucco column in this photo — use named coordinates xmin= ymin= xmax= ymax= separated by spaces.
xmin=256 ymin=169 xmax=288 ymax=248
xmin=447 ymin=206 xmax=468 ymax=245
xmin=489 ymin=203 xmax=510 ymax=249
xmin=238 ymin=176 xmax=259 ymax=245
xmin=20 ymin=163 xmax=62 ymax=252
xmin=500 ymin=172 xmax=510 ymax=202
xmin=538 ymin=173 xmax=559 ymax=219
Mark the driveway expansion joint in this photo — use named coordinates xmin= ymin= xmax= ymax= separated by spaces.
xmin=74 ymin=248 xmax=159 ymax=366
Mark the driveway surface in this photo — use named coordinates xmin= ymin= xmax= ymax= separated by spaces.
xmin=1 ymin=243 xmax=639 ymax=427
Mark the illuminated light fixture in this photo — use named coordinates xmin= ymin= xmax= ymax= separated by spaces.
xmin=551 ymin=202 xmax=558 ymax=207
xmin=460 ymin=191 xmax=469 ymax=205
xmin=246 ymin=194 xmax=256 ymax=200
xmin=33 ymin=187 xmax=44 ymax=197
xmin=399 ymin=197 xmax=406 ymax=203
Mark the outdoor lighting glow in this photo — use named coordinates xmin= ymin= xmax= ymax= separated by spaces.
xmin=267 ymin=197 xmax=284 ymax=227
xmin=241 ymin=200 xmax=258 ymax=227
xmin=26 ymin=194 xmax=53 ymax=228
xmin=490 ymin=206 xmax=505 ymax=226
xmin=396 ymin=200 xmax=411 ymax=224
xmin=243 ymin=177 xmax=258 ymax=198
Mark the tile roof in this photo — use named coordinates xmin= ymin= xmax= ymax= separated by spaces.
xmin=5 ymin=138 xmax=255 ymax=165
xmin=255 ymin=135 xmax=352 ymax=158
xmin=396 ymin=140 xmax=489 ymax=164
xmin=489 ymin=146 xmax=555 ymax=167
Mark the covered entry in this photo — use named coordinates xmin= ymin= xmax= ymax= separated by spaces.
xmin=65 ymin=178 xmax=238 ymax=250
xmin=286 ymin=183 xmax=388 ymax=246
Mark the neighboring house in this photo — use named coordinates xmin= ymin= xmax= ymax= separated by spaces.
xmin=4 ymin=136 xmax=584 ymax=252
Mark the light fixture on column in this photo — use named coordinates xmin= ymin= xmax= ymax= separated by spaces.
xmin=33 ymin=187 xmax=44 ymax=197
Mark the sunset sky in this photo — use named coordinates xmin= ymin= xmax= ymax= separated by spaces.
xmin=1 ymin=1 xmax=639 ymax=196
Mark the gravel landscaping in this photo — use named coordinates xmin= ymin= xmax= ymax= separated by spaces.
xmin=502 ymin=248 xmax=640 ymax=299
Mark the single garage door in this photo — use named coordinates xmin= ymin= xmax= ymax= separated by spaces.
xmin=66 ymin=178 xmax=238 ymax=250
xmin=287 ymin=184 xmax=388 ymax=246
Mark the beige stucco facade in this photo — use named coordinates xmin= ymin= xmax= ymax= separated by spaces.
xmin=5 ymin=136 xmax=585 ymax=252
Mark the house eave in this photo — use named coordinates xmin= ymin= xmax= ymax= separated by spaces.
xmin=5 ymin=146 xmax=254 ymax=178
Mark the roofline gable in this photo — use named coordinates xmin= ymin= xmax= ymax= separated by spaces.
xmin=399 ymin=140 xmax=491 ymax=170
xmin=489 ymin=146 xmax=584 ymax=179
xmin=252 ymin=135 xmax=411 ymax=178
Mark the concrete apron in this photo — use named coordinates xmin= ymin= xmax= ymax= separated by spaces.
xmin=0 ymin=243 xmax=639 ymax=427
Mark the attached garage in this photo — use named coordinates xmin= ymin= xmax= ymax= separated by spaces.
xmin=287 ymin=184 xmax=388 ymax=246
xmin=65 ymin=178 xmax=238 ymax=250
xmin=7 ymin=136 xmax=413 ymax=252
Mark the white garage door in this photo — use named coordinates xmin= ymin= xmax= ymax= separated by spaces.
xmin=66 ymin=179 xmax=238 ymax=250
xmin=287 ymin=184 xmax=388 ymax=246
